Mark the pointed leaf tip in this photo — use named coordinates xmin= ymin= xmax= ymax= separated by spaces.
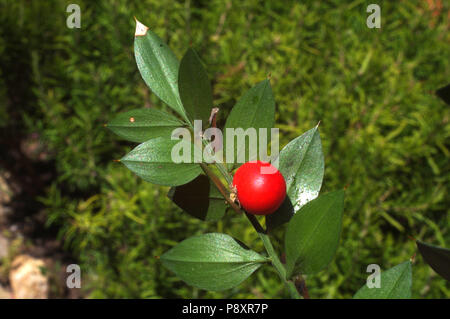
xmin=135 ymin=18 xmax=149 ymax=37
xmin=353 ymin=261 xmax=412 ymax=299
xmin=416 ymin=240 xmax=450 ymax=281
xmin=266 ymin=126 xmax=325 ymax=230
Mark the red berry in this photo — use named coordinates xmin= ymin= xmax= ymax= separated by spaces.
xmin=232 ymin=161 xmax=286 ymax=215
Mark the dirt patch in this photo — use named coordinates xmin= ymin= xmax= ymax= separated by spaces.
xmin=0 ymin=133 xmax=82 ymax=299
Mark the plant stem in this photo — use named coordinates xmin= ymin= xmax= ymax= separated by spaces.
xmin=294 ymin=275 xmax=310 ymax=299
xmin=215 ymin=162 xmax=233 ymax=184
xmin=246 ymin=213 xmax=301 ymax=299
xmin=199 ymin=163 xmax=241 ymax=213
xmin=200 ymin=162 xmax=302 ymax=299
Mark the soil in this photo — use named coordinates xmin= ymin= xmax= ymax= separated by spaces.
xmin=0 ymin=132 xmax=81 ymax=299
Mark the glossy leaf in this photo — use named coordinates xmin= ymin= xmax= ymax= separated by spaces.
xmin=160 ymin=233 xmax=267 ymax=291
xmin=417 ymin=240 xmax=450 ymax=281
xmin=285 ymin=190 xmax=344 ymax=277
xmin=178 ymin=48 xmax=214 ymax=124
xmin=106 ymin=108 xmax=184 ymax=143
xmin=120 ymin=137 xmax=201 ymax=186
xmin=134 ymin=19 xmax=188 ymax=121
xmin=266 ymin=126 xmax=324 ymax=230
xmin=224 ymin=80 xmax=275 ymax=171
xmin=168 ymin=174 xmax=227 ymax=221
xmin=353 ymin=261 xmax=412 ymax=299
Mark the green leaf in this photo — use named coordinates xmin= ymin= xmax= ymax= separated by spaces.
xmin=168 ymin=174 xmax=227 ymax=221
xmin=120 ymin=137 xmax=201 ymax=186
xmin=285 ymin=190 xmax=344 ymax=277
xmin=106 ymin=108 xmax=184 ymax=143
xmin=417 ymin=240 xmax=450 ymax=281
xmin=266 ymin=126 xmax=324 ymax=230
xmin=353 ymin=261 xmax=412 ymax=299
xmin=160 ymin=233 xmax=267 ymax=291
xmin=134 ymin=19 xmax=188 ymax=121
xmin=224 ymin=80 xmax=275 ymax=170
xmin=178 ymin=48 xmax=214 ymax=124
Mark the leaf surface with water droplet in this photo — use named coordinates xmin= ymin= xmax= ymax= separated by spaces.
xmin=134 ymin=20 xmax=189 ymax=122
xmin=266 ymin=126 xmax=324 ymax=230
xmin=107 ymin=108 xmax=185 ymax=143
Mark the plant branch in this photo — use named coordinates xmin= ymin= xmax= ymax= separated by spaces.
xmin=294 ymin=275 xmax=310 ymax=299
xmin=254 ymin=220 xmax=301 ymax=299
xmin=200 ymin=162 xmax=302 ymax=299
xmin=199 ymin=163 xmax=241 ymax=213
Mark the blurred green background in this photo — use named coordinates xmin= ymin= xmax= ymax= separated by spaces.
xmin=0 ymin=0 xmax=448 ymax=298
